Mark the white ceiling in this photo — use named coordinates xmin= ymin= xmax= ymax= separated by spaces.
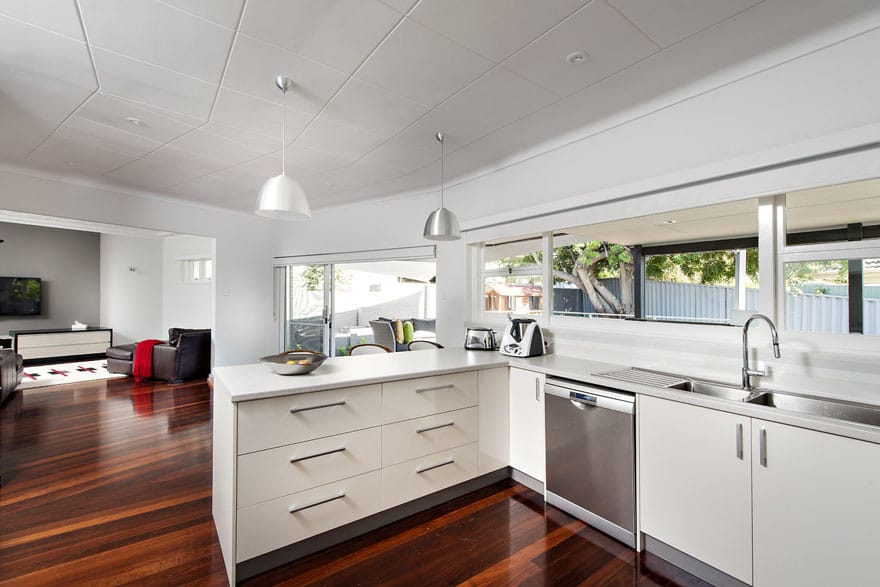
xmin=0 ymin=0 xmax=865 ymax=216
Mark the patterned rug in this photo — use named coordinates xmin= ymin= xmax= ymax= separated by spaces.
xmin=19 ymin=359 xmax=128 ymax=390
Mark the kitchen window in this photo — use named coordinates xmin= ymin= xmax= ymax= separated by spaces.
xmin=475 ymin=199 xmax=762 ymax=328
xmin=781 ymin=179 xmax=880 ymax=335
xmin=472 ymin=178 xmax=880 ymax=337
xmin=550 ymin=235 xmax=633 ymax=320
xmin=481 ymin=236 xmax=544 ymax=317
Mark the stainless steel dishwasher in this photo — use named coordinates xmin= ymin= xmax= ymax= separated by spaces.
xmin=544 ymin=376 xmax=636 ymax=547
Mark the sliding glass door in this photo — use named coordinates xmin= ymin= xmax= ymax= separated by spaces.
xmin=276 ymin=259 xmax=436 ymax=356
xmin=277 ymin=265 xmax=330 ymax=353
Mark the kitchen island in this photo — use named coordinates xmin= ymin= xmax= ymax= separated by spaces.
xmin=212 ymin=349 xmax=510 ymax=584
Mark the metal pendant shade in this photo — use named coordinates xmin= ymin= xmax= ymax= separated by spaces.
xmin=423 ymin=131 xmax=461 ymax=241
xmin=255 ymin=76 xmax=311 ymax=220
xmin=423 ymin=206 xmax=460 ymax=241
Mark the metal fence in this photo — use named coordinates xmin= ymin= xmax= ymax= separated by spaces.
xmin=554 ymin=280 xmax=880 ymax=334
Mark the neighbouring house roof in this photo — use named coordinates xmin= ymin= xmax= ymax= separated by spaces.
xmin=485 ymin=283 xmax=543 ymax=297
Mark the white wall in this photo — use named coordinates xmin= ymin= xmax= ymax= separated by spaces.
xmin=0 ymin=221 xmax=99 ymax=332
xmin=0 ymin=168 xmax=275 ymax=366
xmin=100 ymin=234 xmax=163 ymax=345
xmin=162 ymin=235 xmax=214 ymax=335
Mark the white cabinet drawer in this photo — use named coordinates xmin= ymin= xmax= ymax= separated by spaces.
xmin=381 ymin=371 xmax=478 ymax=424
xmin=382 ymin=407 xmax=478 ymax=467
xmin=381 ymin=443 xmax=479 ymax=509
xmin=22 ymin=343 xmax=110 ymax=360
xmin=237 ymin=385 xmax=381 ymax=454
xmin=236 ymin=470 xmax=380 ymax=562
xmin=16 ymin=330 xmax=111 ymax=348
xmin=237 ymin=427 xmax=381 ymax=508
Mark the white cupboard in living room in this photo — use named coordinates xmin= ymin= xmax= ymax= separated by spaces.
xmin=639 ymin=396 xmax=752 ymax=584
xmin=508 ymin=367 xmax=545 ymax=483
xmin=752 ymin=420 xmax=880 ymax=587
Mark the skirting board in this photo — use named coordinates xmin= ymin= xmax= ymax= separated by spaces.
xmin=236 ymin=467 xmax=511 ymax=583
xmin=509 ymin=468 xmax=543 ymax=494
xmin=643 ymin=534 xmax=749 ymax=587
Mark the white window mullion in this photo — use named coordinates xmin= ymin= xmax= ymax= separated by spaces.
xmin=758 ymin=195 xmax=784 ymax=323
xmin=543 ymin=232 xmax=552 ymax=324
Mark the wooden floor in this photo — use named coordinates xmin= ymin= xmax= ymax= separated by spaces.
xmin=1 ymin=377 xmax=707 ymax=586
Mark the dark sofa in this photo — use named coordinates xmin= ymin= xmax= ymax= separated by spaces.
xmin=107 ymin=328 xmax=211 ymax=383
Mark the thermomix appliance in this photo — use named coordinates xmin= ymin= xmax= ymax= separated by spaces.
xmin=499 ymin=317 xmax=544 ymax=357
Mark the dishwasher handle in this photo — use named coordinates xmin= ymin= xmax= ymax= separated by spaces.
xmin=545 ymin=381 xmax=634 ymax=415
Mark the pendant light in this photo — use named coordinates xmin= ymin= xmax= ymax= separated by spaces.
xmin=423 ymin=131 xmax=461 ymax=241
xmin=256 ymin=76 xmax=311 ymax=219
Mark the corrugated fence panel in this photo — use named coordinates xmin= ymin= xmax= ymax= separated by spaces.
xmin=865 ymin=298 xmax=878 ymax=335
xmin=552 ymin=281 xmax=879 ymax=334
xmin=800 ymin=283 xmax=880 ymax=299
xmin=785 ymin=294 xmax=849 ymax=334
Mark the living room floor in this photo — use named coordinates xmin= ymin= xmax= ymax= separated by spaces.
xmin=0 ymin=378 xmax=704 ymax=586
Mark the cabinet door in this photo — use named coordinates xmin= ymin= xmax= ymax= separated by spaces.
xmin=753 ymin=420 xmax=880 ymax=587
xmin=508 ymin=368 xmax=545 ymax=483
xmin=478 ymin=367 xmax=509 ymax=474
xmin=639 ymin=396 xmax=752 ymax=584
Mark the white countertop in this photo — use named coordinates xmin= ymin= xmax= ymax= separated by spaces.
xmin=509 ymin=354 xmax=880 ymax=445
xmin=213 ymin=349 xmax=880 ymax=445
xmin=213 ymin=348 xmax=509 ymax=402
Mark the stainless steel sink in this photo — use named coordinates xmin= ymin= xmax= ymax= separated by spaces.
xmin=668 ymin=379 xmax=753 ymax=402
xmin=746 ymin=391 xmax=880 ymax=427
xmin=595 ymin=367 xmax=880 ymax=427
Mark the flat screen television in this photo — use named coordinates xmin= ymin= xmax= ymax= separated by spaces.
xmin=0 ymin=277 xmax=42 ymax=316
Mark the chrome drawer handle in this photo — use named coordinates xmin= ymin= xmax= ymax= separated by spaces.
xmin=289 ymin=491 xmax=346 ymax=514
xmin=416 ymin=421 xmax=454 ymax=434
xmin=416 ymin=384 xmax=455 ymax=394
xmin=759 ymin=428 xmax=768 ymax=467
xmin=289 ymin=400 xmax=346 ymax=414
xmin=736 ymin=423 xmax=744 ymax=460
xmin=290 ymin=446 xmax=346 ymax=464
xmin=416 ymin=458 xmax=455 ymax=474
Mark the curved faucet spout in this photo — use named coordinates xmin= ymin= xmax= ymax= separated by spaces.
xmin=742 ymin=313 xmax=781 ymax=391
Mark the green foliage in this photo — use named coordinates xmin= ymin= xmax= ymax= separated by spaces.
xmin=645 ymin=249 xmax=758 ymax=285
xmin=784 ymin=260 xmax=847 ymax=294
xmin=299 ymin=265 xmax=350 ymax=291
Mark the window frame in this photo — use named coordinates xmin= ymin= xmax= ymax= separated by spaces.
xmin=478 ymin=235 xmax=550 ymax=324
xmin=470 ymin=190 xmax=880 ymax=341
xmin=781 ymin=217 xmax=880 ymax=335
xmin=177 ymin=256 xmax=214 ymax=284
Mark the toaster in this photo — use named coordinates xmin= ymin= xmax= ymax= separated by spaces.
xmin=464 ymin=327 xmax=497 ymax=350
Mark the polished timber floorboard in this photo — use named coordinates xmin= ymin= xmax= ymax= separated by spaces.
xmin=1 ymin=378 xmax=708 ymax=586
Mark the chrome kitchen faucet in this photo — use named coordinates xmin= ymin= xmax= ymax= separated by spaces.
xmin=742 ymin=313 xmax=781 ymax=391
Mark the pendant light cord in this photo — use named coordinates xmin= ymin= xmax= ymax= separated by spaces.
xmin=281 ymin=86 xmax=286 ymax=175
xmin=440 ymin=134 xmax=445 ymax=208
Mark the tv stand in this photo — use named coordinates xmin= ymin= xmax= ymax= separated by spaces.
xmin=10 ymin=328 xmax=113 ymax=364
